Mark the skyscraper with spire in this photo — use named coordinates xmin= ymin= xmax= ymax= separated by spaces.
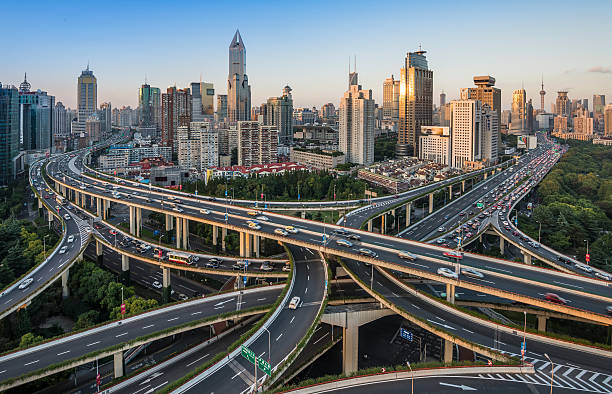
xmin=539 ymin=76 xmax=546 ymax=111
xmin=227 ymin=30 xmax=251 ymax=122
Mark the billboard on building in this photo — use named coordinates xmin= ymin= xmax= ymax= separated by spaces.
xmin=517 ymin=136 xmax=528 ymax=149
xmin=527 ymin=135 xmax=537 ymax=149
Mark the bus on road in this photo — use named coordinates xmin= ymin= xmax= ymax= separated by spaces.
xmin=56 ymin=195 xmax=66 ymax=205
xmin=168 ymin=251 xmax=193 ymax=265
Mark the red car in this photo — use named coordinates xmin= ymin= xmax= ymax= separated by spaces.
xmin=109 ymin=229 xmax=117 ymax=235
xmin=543 ymin=293 xmax=567 ymax=305
xmin=443 ymin=251 xmax=463 ymax=260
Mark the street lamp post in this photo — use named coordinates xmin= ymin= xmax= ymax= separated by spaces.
xmin=263 ymin=327 xmax=271 ymax=363
xmin=584 ymin=239 xmax=589 ymax=264
xmin=407 ymin=361 xmax=413 ymax=394
xmin=536 ymin=221 xmax=542 ymax=243
xmin=522 ymin=311 xmax=527 ymax=364
xmin=544 ymin=353 xmax=553 ymax=394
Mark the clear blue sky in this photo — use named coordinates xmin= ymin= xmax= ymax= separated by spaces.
xmin=3 ymin=0 xmax=612 ymax=111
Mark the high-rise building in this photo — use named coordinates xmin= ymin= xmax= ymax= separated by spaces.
xmin=510 ymin=89 xmax=527 ymax=133
xmin=440 ymin=91 xmax=446 ymax=107
xmin=320 ymin=103 xmax=336 ymax=122
xmin=554 ymin=91 xmax=571 ymax=118
xmin=604 ymin=104 xmax=612 ymax=136
xmin=0 ymin=83 xmax=20 ymax=185
xmin=201 ymin=83 xmax=214 ymax=115
xmin=339 ymin=73 xmax=374 ymax=165
xmin=77 ymin=65 xmax=97 ymax=123
xmin=539 ymin=77 xmax=546 ymax=111
xmin=138 ymin=83 xmax=161 ymax=128
xmin=593 ymin=95 xmax=606 ymax=115
xmin=480 ymin=104 xmax=499 ymax=164
xmin=397 ymin=50 xmax=433 ymax=156
xmin=161 ymin=86 xmax=191 ymax=150
xmin=216 ymin=94 xmax=227 ymax=122
xmin=526 ymin=99 xmax=534 ymax=132
xmin=237 ymin=121 xmax=278 ymax=166
xmin=418 ymin=126 xmax=450 ymax=166
xmin=460 ymin=76 xmax=502 ymax=126
xmin=53 ymin=101 xmax=68 ymax=137
xmin=99 ymin=102 xmax=112 ymax=136
xmin=573 ymin=112 xmax=593 ymax=135
xmin=262 ymin=86 xmax=294 ymax=146
xmin=382 ymin=75 xmax=400 ymax=121
xmin=227 ymin=30 xmax=251 ymax=122
xmin=190 ymin=82 xmax=207 ymax=122
xmin=582 ymin=99 xmax=588 ymax=112
xmin=19 ymin=75 xmax=54 ymax=151
xmin=177 ymin=122 xmax=218 ymax=171
xmin=451 ymin=99 xmax=481 ymax=169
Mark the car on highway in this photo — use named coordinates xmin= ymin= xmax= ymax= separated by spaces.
xmin=256 ymin=216 xmax=269 ymax=221
xmin=152 ymin=281 xmax=162 ymax=289
xmin=64 ymin=214 xmax=71 ymax=220
xmin=333 ymin=228 xmax=350 ymax=236
xmin=109 ymin=229 xmax=117 ymax=235
xmin=248 ymin=222 xmax=261 ymax=230
xmin=274 ymin=228 xmax=288 ymax=236
xmin=59 ymin=246 xmax=68 ymax=254
xmin=288 ymin=296 xmax=301 ymax=310
xmin=358 ymin=248 xmax=377 ymax=258
xmin=437 ymin=267 xmax=458 ymax=279
xmin=443 ymin=251 xmax=463 ymax=260
xmin=178 ymin=293 xmax=189 ymax=301
xmin=206 ymin=259 xmax=220 ymax=268
xmin=461 ymin=267 xmax=484 ymax=279
xmin=336 ymin=239 xmax=353 ymax=247
xmin=67 ymin=235 xmax=75 ymax=243
xmin=247 ymin=210 xmax=258 ymax=216
xmin=398 ymin=250 xmax=417 ymax=260
xmin=595 ymin=272 xmax=611 ymax=281
xmin=438 ymin=227 xmax=445 ymax=232
xmin=172 ymin=207 xmax=184 ymax=213
xmin=543 ymin=293 xmax=567 ymax=305
xmin=259 ymin=261 xmax=274 ymax=271
xmin=607 ymin=306 xmax=612 ymax=315
xmin=575 ymin=263 xmax=593 ymax=273
xmin=347 ymin=233 xmax=361 ymax=241
xmin=18 ymin=278 xmax=34 ymax=289
xmin=199 ymin=209 xmax=210 ymax=215
xmin=282 ymin=263 xmax=291 ymax=272
xmin=284 ymin=226 xmax=299 ymax=234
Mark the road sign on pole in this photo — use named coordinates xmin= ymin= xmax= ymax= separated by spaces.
xmin=520 ymin=341 xmax=526 ymax=355
xmin=241 ymin=345 xmax=272 ymax=376
xmin=257 ymin=357 xmax=272 ymax=376
xmin=399 ymin=328 xmax=413 ymax=342
xmin=241 ymin=345 xmax=256 ymax=364
xmin=586 ymin=253 xmax=590 ymax=263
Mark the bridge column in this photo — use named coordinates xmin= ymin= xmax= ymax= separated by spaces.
xmin=523 ymin=252 xmax=532 ymax=265
xmin=162 ymin=267 xmax=171 ymax=304
xmin=165 ymin=213 xmax=174 ymax=240
xmin=367 ymin=220 xmax=373 ymax=232
xmin=96 ymin=197 xmax=103 ymax=217
xmin=182 ymin=218 xmax=189 ymax=249
xmin=499 ymin=237 xmax=505 ymax=255
xmin=380 ymin=215 xmax=386 ymax=235
xmin=245 ymin=233 xmax=252 ymax=258
xmin=75 ymin=192 xmax=80 ymax=206
xmin=212 ymin=225 xmax=218 ymax=246
xmin=405 ymin=202 xmax=411 ymax=227
xmin=428 ymin=192 xmax=434 ymax=214
xmin=136 ymin=207 xmax=142 ymax=238
xmin=484 ymin=172 xmax=488 ymax=180
xmin=301 ymin=211 xmax=306 ymax=219
xmin=38 ymin=198 xmax=43 ymax=217
xmin=443 ymin=339 xmax=454 ymax=363
xmin=222 ymin=227 xmax=227 ymax=252
xmin=537 ymin=315 xmax=547 ymax=332
xmin=104 ymin=199 xmax=110 ymax=219
xmin=129 ymin=206 xmax=136 ymax=235
xmin=96 ymin=240 xmax=104 ymax=265
xmin=121 ymin=255 xmax=130 ymax=285
xmin=61 ymin=269 xmax=70 ymax=298
xmin=47 ymin=208 xmax=54 ymax=228
xmin=461 ymin=180 xmax=465 ymax=192
xmin=175 ymin=216 xmax=182 ymax=249
xmin=253 ymin=235 xmax=260 ymax=258
xmin=342 ymin=324 xmax=359 ymax=375
xmin=448 ymin=185 xmax=453 ymax=201
xmin=239 ymin=232 xmax=246 ymax=257
xmin=446 ymin=283 xmax=455 ymax=304
xmin=113 ymin=351 xmax=124 ymax=378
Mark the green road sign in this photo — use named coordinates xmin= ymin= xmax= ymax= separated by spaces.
xmin=241 ymin=345 xmax=256 ymax=364
xmin=476 ymin=202 xmax=484 ymax=208
xmin=258 ymin=358 xmax=272 ymax=376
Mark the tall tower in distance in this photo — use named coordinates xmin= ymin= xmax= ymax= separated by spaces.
xmin=539 ymin=76 xmax=546 ymax=112
xmin=77 ymin=65 xmax=97 ymax=123
xmin=227 ymin=30 xmax=251 ymax=122
xmin=440 ymin=91 xmax=446 ymax=107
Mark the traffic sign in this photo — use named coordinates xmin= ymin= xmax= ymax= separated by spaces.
xmin=243 ymin=276 xmax=247 ymax=286
xmin=120 ymin=303 xmax=126 ymax=315
xmin=241 ymin=345 xmax=256 ymax=364
xmin=399 ymin=328 xmax=413 ymax=342
xmin=96 ymin=373 xmax=101 ymax=386
xmin=476 ymin=202 xmax=484 ymax=209
xmin=520 ymin=341 xmax=526 ymax=355
xmin=257 ymin=357 xmax=272 ymax=376
xmin=586 ymin=253 xmax=590 ymax=263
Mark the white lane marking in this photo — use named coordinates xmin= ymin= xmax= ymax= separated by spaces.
xmin=410 ymin=303 xmax=421 ymax=310
xmin=426 ymin=319 xmax=456 ymax=330
xmin=24 ymin=360 xmax=40 ymax=366
xmin=144 ymin=381 xmax=168 ymax=394
xmin=231 ymin=369 xmax=245 ymax=379
xmin=305 ymin=287 xmax=308 ymax=294
xmin=214 ymin=298 xmax=234 ymax=306
xmin=553 ymin=281 xmax=583 ymax=289
xmin=191 ymin=311 xmax=202 ymax=315
xmin=290 ymin=316 xmax=295 ymax=324
xmin=276 ymin=333 xmax=283 ymax=341
xmin=258 ymin=351 xmax=265 ymax=358
xmin=214 ymin=306 xmax=224 ymax=310
xmin=391 ymin=292 xmax=399 ymax=297
xmin=143 ymin=324 xmax=154 ymax=329
xmin=462 ymin=328 xmax=475 ymax=334
xmin=185 ymin=354 xmax=210 ymax=367
xmin=484 ymin=265 xmax=512 ymax=273
xmin=313 ymin=332 xmax=329 ymax=345
xmin=0 ymin=370 xmax=6 ymax=374
xmin=257 ymin=298 xmax=266 ymax=301
xmin=538 ymin=361 xmax=550 ymax=370
xmin=132 ymin=384 xmax=151 ymax=394
xmin=116 ymin=332 xmax=128 ymax=338
xmin=87 ymin=341 xmax=101 ymax=347
xmin=167 ymin=317 xmax=179 ymax=322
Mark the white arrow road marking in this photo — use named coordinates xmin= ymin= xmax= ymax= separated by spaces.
xmin=439 ymin=382 xmax=477 ymax=391
xmin=139 ymin=372 xmax=164 ymax=385
xmin=144 ymin=381 xmax=168 ymax=394
xmin=214 ymin=298 xmax=234 ymax=306
xmin=427 ymin=319 xmax=456 ymax=330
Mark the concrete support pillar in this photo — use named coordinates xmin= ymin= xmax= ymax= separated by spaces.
xmin=405 ymin=202 xmax=411 ymax=227
xmin=104 ymin=199 xmax=110 ymax=219
xmin=484 ymin=172 xmax=488 ymax=180
xmin=537 ymin=315 xmax=547 ymax=332
xmin=165 ymin=214 xmax=174 ymax=231
xmin=443 ymin=339 xmax=454 ymax=363
xmin=239 ymin=232 xmax=246 ymax=257
xmin=222 ymin=227 xmax=227 ymax=252
xmin=47 ymin=209 xmax=54 ymax=226
xmin=499 ymin=237 xmax=505 ymax=255
xmin=446 ymin=283 xmax=455 ymax=304
xmin=245 ymin=233 xmax=252 ymax=258
xmin=523 ymin=252 xmax=532 ymax=265
xmin=428 ymin=192 xmax=434 ymax=214
xmin=129 ymin=206 xmax=136 ymax=235
xmin=75 ymin=192 xmax=80 ymax=206
xmin=136 ymin=207 xmax=142 ymax=238
xmin=461 ymin=180 xmax=465 ymax=192
xmin=121 ymin=255 xmax=130 ymax=285
xmin=367 ymin=220 xmax=373 ymax=232
xmin=113 ymin=351 xmax=124 ymax=379
xmin=61 ymin=269 xmax=70 ymax=298
xmin=301 ymin=211 xmax=306 ymax=219
xmin=212 ymin=225 xmax=218 ymax=246
xmin=175 ymin=216 xmax=182 ymax=249
xmin=96 ymin=240 xmax=104 ymax=265
xmin=162 ymin=267 xmax=171 ymax=304
xmin=96 ymin=197 xmax=103 ymax=218
xmin=342 ymin=325 xmax=359 ymax=375
xmin=448 ymin=185 xmax=453 ymax=201
xmin=253 ymin=235 xmax=260 ymax=258
xmin=380 ymin=215 xmax=386 ymax=235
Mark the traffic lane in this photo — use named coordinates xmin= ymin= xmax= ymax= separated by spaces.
xmin=112 ymin=319 xmax=260 ymax=394
xmin=183 ymin=245 xmax=326 ymax=393
xmin=345 ymin=259 xmax=612 ymax=373
xmin=0 ymin=287 xmax=281 ymax=381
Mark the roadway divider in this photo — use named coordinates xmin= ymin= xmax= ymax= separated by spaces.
xmin=377 ymin=266 xmax=612 ymax=357
xmin=278 ymin=364 xmax=535 ymax=394
xmin=336 ymin=258 xmax=515 ymax=364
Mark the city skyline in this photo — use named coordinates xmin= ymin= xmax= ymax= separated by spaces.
xmin=3 ymin=0 xmax=612 ymax=111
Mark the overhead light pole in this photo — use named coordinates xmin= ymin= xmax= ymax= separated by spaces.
xmin=544 ymin=353 xmax=553 ymax=394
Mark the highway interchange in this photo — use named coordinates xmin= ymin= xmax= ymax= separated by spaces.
xmin=1 ymin=132 xmax=611 ymax=393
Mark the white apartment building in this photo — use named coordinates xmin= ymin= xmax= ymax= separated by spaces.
xmin=418 ymin=126 xmax=450 ymax=166
xmin=339 ymin=75 xmax=374 ymax=165
xmin=451 ymin=99 xmax=481 ymax=169
xmin=177 ymin=122 xmax=218 ymax=172
xmin=480 ymin=105 xmax=499 ymax=164
xmin=238 ymin=121 xmax=278 ymax=167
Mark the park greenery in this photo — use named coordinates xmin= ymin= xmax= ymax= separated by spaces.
xmin=374 ymin=133 xmax=397 ymax=162
xmin=518 ymin=141 xmax=612 ymax=271
xmin=181 ymin=170 xmax=385 ymax=202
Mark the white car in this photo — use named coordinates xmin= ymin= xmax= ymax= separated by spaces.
xmin=274 ymin=228 xmax=289 ymax=236
xmin=59 ymin=246 xmax=68 ymax=254
xmin=200 ymin=209 xmax=210 ymax=215
xmin=438 ymin=227 xmax=445 ymax=232
xmin=19 ymin=278 xmax=34 ymax=289
xmin=67 ymin=235 xmax=75 ymax=243
xmin=461 ymin=267 xmax=484 ymax=279
xmin=575 ymin=263 xmax=593 ymax=273
xmin=398 ymin=250 xmax=417 ymax=260
xmin=336 ymin=239 xmax=353 ymax=247
xmin=437 ymin=267 xmax=458 ymax=279
xmin=64 ymin=214 xmax=71 ymax=220
xmin=178 ymin=293 xmax=189 ymax=301
xmin=595 ymin=272 xmax=611 ymax=281
xmin=284 ymin=226 xmax=299 ymax=234
xmin=256 ymin=216 xmax=269 ymax=221
xmin=288 ymin=296 xmax=301 ymax=310
xmin=152 ymin=281 xmax=162 ymax=289
xmin=172 ymin=207 xmax=184 ymax=213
